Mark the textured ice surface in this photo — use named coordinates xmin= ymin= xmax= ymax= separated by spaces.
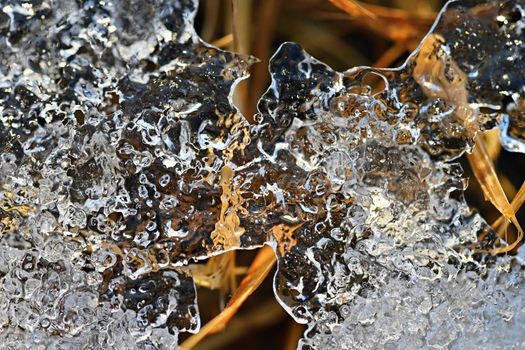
xmin=1 ymin=0 xmax=525 ymax=349
xmin=0 ymin=0 xmax=254 ymax=347
xmin=299 ymin=258 xmax=525 ymax=350
xmin=253 ymin=0 xmax=525 ymax=348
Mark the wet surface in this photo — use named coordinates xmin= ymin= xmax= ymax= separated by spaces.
xmin=0 ymin=0 xmax=525 ymax=348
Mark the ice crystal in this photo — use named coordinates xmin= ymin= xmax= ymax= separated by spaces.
xmin=1 ymin=0 xmax=525 ymax=349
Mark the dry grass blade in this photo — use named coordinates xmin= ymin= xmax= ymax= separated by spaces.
xmin=328 ymin=0 xmax=378 ymax=20
xmin=187 ymin=251 xmax=247 ymax=310
xmin=511 ymin=181 xmax=525 ymax=214
xmin=192 ymin=300 xmax=286 ymax=350
xmin=231 ymin=0 xmax=252 ymax=115
xmin=200 ymin=0 xmax=221 ymax=42
xmin=491 ymin=180 xmax=525 ymax=235
xmin=361 ymin=2 xmax=436 ymax=22
xmin=180 ymin=246 xmax=277 ymax=350
xmin=328 ymin=0 xmax=435 ymax=42
xmin=482 ymin=128 xmax=502 ymax=163
xmin=372 ymin=42 xmax=407 ymax=68
xmin=211 ymin=33 xmax=234 ymax=48
xmin=468 ymin=134 xmax=523 ymax=253
xmin=231 ymin=0 xmax=252 ymax=55
xmin=249 ymin=0 xmax=280 ymax=117
xmin=467 ymin=134 xmax=512 ymax=215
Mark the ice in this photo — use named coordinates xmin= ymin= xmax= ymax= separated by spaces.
xmin=0 ymin=0 xmax=253 ymax=347
xmin=1 ymin=0 xmax=525 ymax=348
xmin=252 ymin=0 xmax=525 ymax=348
xmin=298 ymin=260 xmax=525 ymax=350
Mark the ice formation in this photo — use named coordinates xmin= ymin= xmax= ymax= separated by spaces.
xmin=254 ymin=0 xmax=525 ymax=348
xmin=0 ymin=0 xmax=524 ymax=349
xmin=0 ymin=0 xmax=255 ymax=347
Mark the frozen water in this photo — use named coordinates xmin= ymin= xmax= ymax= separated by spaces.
xmin=0 ymin=0 xmax=252 ymax=347
xmin=1 ymin=0 xmax=525 ymax=349
xmin=252 ymin=0 xmax=525 ymax=348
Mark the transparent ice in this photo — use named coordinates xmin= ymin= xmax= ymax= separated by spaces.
xmin=0 ymin=0 xmax=252 ymax=347
xmin=0 ymin=0 xmax=525 ymax=349
xmin=253 ymin=1 xmax=525 ymax=348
